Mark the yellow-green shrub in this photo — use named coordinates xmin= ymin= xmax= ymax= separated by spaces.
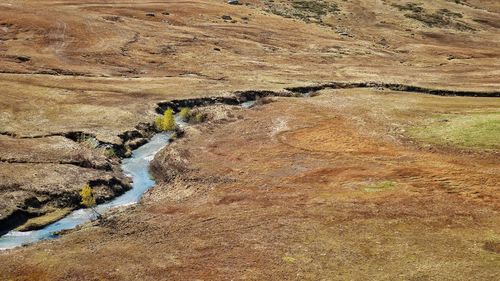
xmin=179 ymin=107 xmax=190 ymax=121
xmin=193 ymin=112 xmax=204 ymax=123
xmin=155 ymin=108 xmax=177 ymax=131
xmin=80 ymin=184 xmax=101 ymax=218
xmin=80 ymin=184 xmax=96 ymax=208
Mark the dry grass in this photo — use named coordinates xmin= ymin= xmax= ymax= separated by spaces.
xmin=0 ymin=0 xmax=499 ymax=279
xmin=2 ymin=91 xmax=498 ymax=280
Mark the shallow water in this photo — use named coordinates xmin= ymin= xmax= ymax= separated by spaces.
xmin=241 ymin=100 xmax=256 ymax=108
xmin=0 ymin=133 xmax=173 ymax=250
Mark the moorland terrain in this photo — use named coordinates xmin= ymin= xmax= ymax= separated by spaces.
xmin=0 ymin=0 xmax=499 ymax=280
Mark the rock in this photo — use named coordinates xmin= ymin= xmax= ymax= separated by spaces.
xmin=161 ymin=12 xmax=170 ymax=16
xmin=146 ymin=13 xmax=155 ymax=17
xmin=338 ymin=32 xmax=353 ymax=38
xmin=102 ymin=16 xmax=122 ymax=22
xmin=119 ymin=130 xmax=143 ymax=142
xmin=221 ymin=15 xmax=232 ymax=21
xmin=127 ymin=138 xmax=148 ymax=150
xmin=228 ymin=0 xmax=239 ymax=5
xmin=214 ymin=47 xmax=221 ymax=51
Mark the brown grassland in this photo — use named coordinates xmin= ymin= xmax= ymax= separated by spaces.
xmin=0 ymin=0 xmax=499 ymax=280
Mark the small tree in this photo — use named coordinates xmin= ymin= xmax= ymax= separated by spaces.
xmin=80 ymin=184 xmax=101 ymax=219
xmin=179 ymin=107 xmax=190 ymax=121
xmin=155 ymin=108 xmax=177 ymax=131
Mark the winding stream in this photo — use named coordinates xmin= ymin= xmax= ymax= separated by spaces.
xmin=0 ymin=132 xmax=175 ymax=250
xmin=0 ymin=101 xmax=252 ymax=250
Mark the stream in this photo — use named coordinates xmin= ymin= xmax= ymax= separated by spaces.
xmin=0 ymin=114 xmax=198 ymax=250
xmin=0 ymin=133 xmax=173 ymax=250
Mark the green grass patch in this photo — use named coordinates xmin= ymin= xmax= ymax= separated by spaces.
xmin=16 ymin=208 xmax=72 ymax=231
xmin=364 ymin=181 xmax=396 ymax=192
xmin=408 ymin=112 xmax=500 ymax=149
